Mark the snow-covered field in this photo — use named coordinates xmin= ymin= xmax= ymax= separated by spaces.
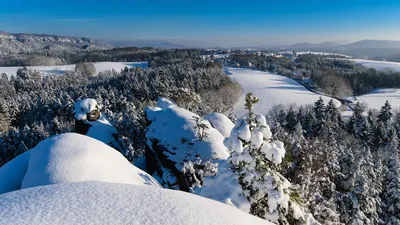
xmin=227 ymin=68 xmax=341 ymax=117
xmin=0 ymin=61 xmax=148 ymax=77
xmin=350 ymin=59 xmax=400 ymax=72
xmin=348 ymin=89 xmax=400 ymax=110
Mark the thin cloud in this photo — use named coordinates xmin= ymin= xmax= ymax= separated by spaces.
xmin=46 ymin=19 xmax=90 ymax=22
xmin=0 ymin=10 xmax=47 ymax=16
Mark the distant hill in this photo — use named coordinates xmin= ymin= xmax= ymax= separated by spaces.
xmin=106 ymin=40 xmax=188 ymax=49
xmin=0 ymin=31 xmax=110 ymax=54
xmin=279 ymin=40 xmax=400 ymax=58
xmin=341 ymin=40 xmax=400 ymax=49
xmin=289 ymin=41 xmax=341 ymax=49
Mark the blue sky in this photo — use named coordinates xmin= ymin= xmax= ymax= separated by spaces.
xmin=0 ymin=0 xmax=399 ymax=47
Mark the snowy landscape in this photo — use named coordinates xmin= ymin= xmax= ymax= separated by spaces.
xmin=1 ymin=3 xmax=400 ymax=223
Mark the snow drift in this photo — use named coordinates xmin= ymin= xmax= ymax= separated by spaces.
xmin=205 ymin=112 xmax=235 ymax=138
xmin=0 ymin=133 xmax=159 ymax=194
xmin=0 ymin=181 xmax=271 ymax=225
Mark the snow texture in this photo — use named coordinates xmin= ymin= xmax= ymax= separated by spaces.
xmin=0 ymin=133 xmax=159 ymax=194
xmin=205 ymin=112 xmax=235 ymax=138
xmin=227 ymin=68 xmax=341 ymax=117
xmin=0 ymin=61 xmax=148 ymax=77
xmin=0 ymin=181 xmax=271 ymax=225
xmin=194 ymin=159 xmax=252 ymax=212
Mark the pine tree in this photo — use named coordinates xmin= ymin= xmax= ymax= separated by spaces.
xmin=347 ymin=102 xmax=366 ymax=137
xmin=378 ymin=100 xmax=393 ymax=126
xmin=313 ymin=97 xmax=326 ymax=135
xmin=285 ymin=106 xmax=298 ymax=131
xmin=381 ymin=132 xmax=400 ymax=224
xmin=226 ymin=93 xmax=316 ymax=224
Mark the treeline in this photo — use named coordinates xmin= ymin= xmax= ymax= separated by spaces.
xmin=0 ymin=59 xmax=241 ymax=166
xmin=266 ymin=98 xmax=400 ymax=224
xmin=231 ymin=54 xmax=400 ymax=97
xmin=0 ymin=47 xmax=201 ymax=67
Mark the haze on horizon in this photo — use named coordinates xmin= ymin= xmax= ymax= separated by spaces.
xmin=1 ymin=0 xmax=400 ymax=47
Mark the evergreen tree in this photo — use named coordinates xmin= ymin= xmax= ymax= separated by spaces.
xmin=347 ymin=102 xmax=366 ymax=138
xmin=377 ymin=100 xmax=393 ymax=126
xmin=381 ymin=132 xmax=400 ymax=224
xmin=226 ymin=93 xmax=317 ymax=224
xmin=285 ymin=106 xmax=298 ymax=131
xmin=313 ymin=97 xmax=326 ymax=135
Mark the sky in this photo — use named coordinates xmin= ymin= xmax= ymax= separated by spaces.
xmin=0 ymin=0 xmax=400 ymax=47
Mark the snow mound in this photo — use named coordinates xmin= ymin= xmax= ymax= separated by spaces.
xmin=0 ymin=181 xmax=270 ymax=225
xmin=0 ymin=133 xmax=159 ymax=194
xmin=146 ymin=106 xmax=229 ymax=167
xmin=205 ymin=112 xmax=234 ymax=138
xmin=85 ymin=114 xmax=118 ymax=145
xmin=156 ymin=97 xmax=176 ymax=110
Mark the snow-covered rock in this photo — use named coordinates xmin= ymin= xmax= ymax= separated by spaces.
xmin=0 ymin=181 xmax=271 ymax=225
xmin=0 ymin=133 xmax=159 ymax=194
xmin=145 ymin=100 xmax=249 ymax=211
xmin=145 ymin=101 xmax=229 ymax=190
xmin=156 ymin=97 xmax=176 ymax=110
xmin=205 ymin=112 xmax=235 ymax=138
xmin=74 ymin=98 xmax=100 ymax=121
xmin=74 ymin=98 xmax=118 ymax=146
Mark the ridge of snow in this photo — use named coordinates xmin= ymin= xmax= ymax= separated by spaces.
xmin=0 ymin=181 xmax=271 ymax=225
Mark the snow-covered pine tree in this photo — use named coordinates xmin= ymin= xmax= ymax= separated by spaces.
xmin=226 ymin=93 xmax=318 ymax=225
xmin=347 ymin=102 xmax=366 ymax=137
xmin=313 ymin=97 xmax=326 ymax=136
xmin=378 ymin=100 xmax=393 ymax=126
xmin=380 ymin=131 xmax=400 ymax=224
xmin=375 ymin=101 xmax=394 ymax=146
